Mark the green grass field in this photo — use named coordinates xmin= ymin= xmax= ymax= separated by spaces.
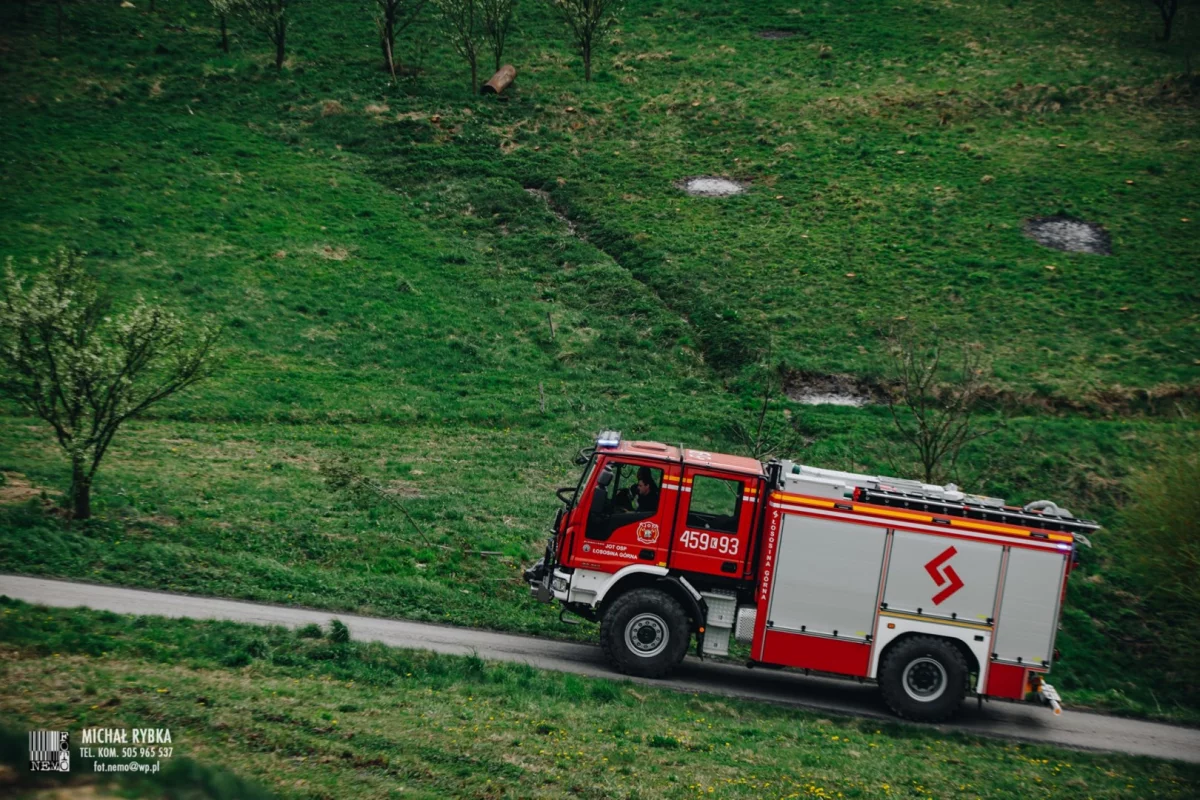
xmin=3 ymin=601 xmax=1198 ymax=799
xmin=1 ymin=0 xmax=1198 ymax=725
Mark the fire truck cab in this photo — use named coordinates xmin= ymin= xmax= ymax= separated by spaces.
xmin=525 ymin=431 xmax=1099 ymax=722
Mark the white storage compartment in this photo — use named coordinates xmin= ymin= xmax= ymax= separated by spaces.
xmin=993 ymin=548 xmax=1068 ymax=666
xmin=883 ymin=531 xmax=1002 ymax=623
xmin=767 ymin=515 xmax=887 ymax=641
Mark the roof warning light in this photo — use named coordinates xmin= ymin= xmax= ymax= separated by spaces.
xmin=596 ymin=430 xmax=622 ymax=448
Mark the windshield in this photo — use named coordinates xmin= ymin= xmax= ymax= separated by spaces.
xmin=571 ymin=453 xmax=598 ymax=509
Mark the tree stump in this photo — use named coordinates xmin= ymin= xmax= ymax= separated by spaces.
xmin=481 ymin=64 xmax=517 ymax=95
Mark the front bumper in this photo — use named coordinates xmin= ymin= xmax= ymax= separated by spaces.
xmin=524 ymin=558 xmax=573 ymax=605
xmin=523 ymin=558 xmax=552 ymax=603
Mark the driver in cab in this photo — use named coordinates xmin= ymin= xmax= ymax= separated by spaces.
xmin=617 ymin=466 xmax=659 ymax=514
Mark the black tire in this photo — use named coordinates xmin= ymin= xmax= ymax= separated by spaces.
xmin=878 ymin=635 xmax=969 ymax=723
xmin=599 ymin=588 xmax=690 ymax=679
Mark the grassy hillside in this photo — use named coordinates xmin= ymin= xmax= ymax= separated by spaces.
xmin=3 ymin=601 xmax=1198 ymax=799
xmin=1 ymin=0 xmax=1198 ymax=723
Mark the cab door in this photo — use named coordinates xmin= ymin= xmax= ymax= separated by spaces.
xmin=571 ymin=457 xmax=677 ymax=572
xmin=669 ymin=467 xmax=756 ymax=577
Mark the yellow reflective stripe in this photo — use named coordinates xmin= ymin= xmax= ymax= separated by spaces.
xmin=773 ymin=494 xmax=835 ymax=508
xmin=851 ymin=504 xmax=932 ymax=523
xmin=949 ymin=518 xmax=1029 ymax=537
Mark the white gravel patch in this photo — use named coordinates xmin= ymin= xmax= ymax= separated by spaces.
xmin=678 ymin=177 xmax=747 ymax=197
xmin=791 ymin=392 xmax=871 ymax=407
xmin=1025 ymin=216 xmax=1111 ymax=255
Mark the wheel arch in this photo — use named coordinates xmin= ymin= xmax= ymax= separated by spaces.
xmin=597 ymin=571 xmax=705 ymax=633
xmin=591 ymin=565 xmax=667 ymax=608
xmin=877 ymin=631 xmax=981 ymax=680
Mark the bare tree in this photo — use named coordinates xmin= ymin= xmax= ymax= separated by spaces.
xmin=210 ymin=0 xmax=234 ymax=52
xmin=319 ymin=453 xmax=511 ymax=559
xmin=319 ymin=455 xmax=432 ymax=548
xmin=0 ymin=250 xmax=221 ymax=520
xmin=374 ymin=0 xmax=429 ymax=80
xmin=726 ymin=346 xmax=809 ymax=461
xmin=545 ymin=0 xmax=622 ymax=82
xmin=481 ymin=0 xmax=515 ymax=71
xmin=1151 ymin=0 xmax=1180 ymax=41
xmin=435 ymin=0 xmax=483 ymax=92
xmin=883 ymin=325 xmax=1001 ymax=484
xmin=234 ymin=0 xmax=296 ymax=69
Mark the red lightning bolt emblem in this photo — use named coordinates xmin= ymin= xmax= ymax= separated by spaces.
xmin=924 ymin=546 xmax=964 ymax=605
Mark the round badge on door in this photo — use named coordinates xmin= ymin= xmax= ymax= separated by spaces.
xmin=636 ymin=521 xmax=660 ymax=544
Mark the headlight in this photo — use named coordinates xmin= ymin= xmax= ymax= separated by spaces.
xmin=551 ymin=577 xmax=568 ymax=593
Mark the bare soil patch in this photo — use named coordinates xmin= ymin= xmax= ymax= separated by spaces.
xmin=1025 ymin=216 xmax=1111 ymax=255
xmin=0 ymin=472 xmax=58 ymax=505
xmin=756 ymin=30 xmax=798 ymax=40
xmin=676 ymin=176 xmax=747 ymax=197
xmin=785 ymin=373 xmax=875 ymax=407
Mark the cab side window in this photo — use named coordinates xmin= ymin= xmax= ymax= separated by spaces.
xmin=586 ymin=461 xmax=663 ymax=541
xmin=687 ymin=475 xmax=742 ymax=534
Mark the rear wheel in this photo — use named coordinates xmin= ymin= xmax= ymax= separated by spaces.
xmin=879 ymin=635 xmax=969 ymax=722
xmin=600 ymin=588 xmax=690 ymax=678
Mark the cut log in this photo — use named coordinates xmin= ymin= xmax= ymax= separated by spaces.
xmin=481 ymin=64 xmax=517 ymax=95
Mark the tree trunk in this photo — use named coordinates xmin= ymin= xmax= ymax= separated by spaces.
xmin=381 ymin=17 xmax=395 ymax=73
xmin=274 ymin=20 xmax=286 ymax=69
xmin=470 ymin=57 xmax=477 ymax=94
xmin=1159 ymin=0 xmax=1178 ymax=42
xmin=71 ymin=459 xmax=92 ymax=521
xmin=583 ymin=42 xmax=592 ymax=82
xmin=220 ymin=13 xmax=228 ymax=52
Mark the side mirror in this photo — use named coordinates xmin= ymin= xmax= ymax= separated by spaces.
xmin=597 ymin=468 xmax=614 ymax=488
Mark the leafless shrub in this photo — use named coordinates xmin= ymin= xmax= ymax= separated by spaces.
xmin=374 ymin=0 xmax=429 ymax=80
xmin=726 ymin=346 xmax=810 ymax=461
xmin=318 ymin=454 xmax=433 ymax=548
xmin=883 ymin=324 xmax=1002 ymax=484
xmin=435 ymin=0 xmax=484 ymax=92
xmin=318 ymin=454 xmax=511 ymax=559
xmin=481 ymin=0 xmax=516 ymax=72
xmin=545 ymin=0 xmax=623 ymax=82
xmin=1151 ymin=0 xmax=1180 ymax=42
xmin=233 ymin=0 xmax=296 ymax=70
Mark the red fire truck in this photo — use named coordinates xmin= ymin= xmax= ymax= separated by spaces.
xmin=525 ymin=431 xmax=1098 ymax=722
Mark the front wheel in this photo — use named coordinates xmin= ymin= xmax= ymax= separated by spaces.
xmin=600 ymin=588 xmax=690 ymax=679
xmin=878 ymin=635 xmax=969 ymax=722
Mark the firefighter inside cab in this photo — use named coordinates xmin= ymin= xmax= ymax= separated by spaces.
xmin=526 ymin=430 xmax=1097 ymax=722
